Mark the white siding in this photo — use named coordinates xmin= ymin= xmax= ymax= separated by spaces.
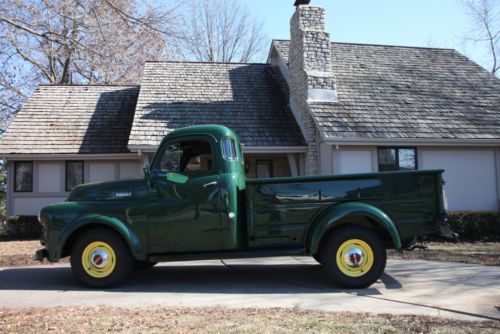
xmin=9 ymin=158 xmax=141 ymax=216
xmin=88 ymin=162 xmax=115 ymax=183
xmin=338 ymin=150 xmax=373 ymax=174
xmin=119 ymin=162 xmax=141 ymax=179
xmin=37 ymin=162 xmax=63 ymax=192
xmin=13 ymin=196 xmax=67 ymax=216
xmin=421 ymin=149 xmax=498 ymax=211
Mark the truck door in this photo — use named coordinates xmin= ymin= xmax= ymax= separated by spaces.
xmin=147 ymin=136 xmax=222 ymax=253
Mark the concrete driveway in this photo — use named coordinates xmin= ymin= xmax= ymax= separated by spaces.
xmin=0 ymin=257 xmax=498 ymax=321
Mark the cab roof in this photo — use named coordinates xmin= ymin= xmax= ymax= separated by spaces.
xmin=163 ymin=125 xmax=237 ymax=142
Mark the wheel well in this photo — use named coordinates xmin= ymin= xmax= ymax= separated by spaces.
xmin=61 ymin=223 xmax=127 ymax=258
xmin=314 ymin=215 xmax=394 ymax=258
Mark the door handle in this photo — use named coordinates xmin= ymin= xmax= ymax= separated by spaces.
xmin=203 ymin=181 xmax=218 ymax=188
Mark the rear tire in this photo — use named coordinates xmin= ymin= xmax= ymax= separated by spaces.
xmin=70 ymin=228 xmax=133 ymax=288
xmin=321 ymin=225 xmax=386 ymax=289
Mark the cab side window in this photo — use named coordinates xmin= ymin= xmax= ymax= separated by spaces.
xmin=157 ymin=139 xmax=214 ymax=177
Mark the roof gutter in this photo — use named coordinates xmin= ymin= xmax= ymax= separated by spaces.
xmin=0 ymin=153 xmax=138 ymax=160
xmin=129 ymin=144 xmax=308 ymax=154
xmin=323 ymin=137 xmax=500 ymax=147
xmin=241 ymin=146 xmax=308 ymax=153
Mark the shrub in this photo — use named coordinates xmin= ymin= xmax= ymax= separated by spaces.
xmin=448 ymin=211 xmax=500 ymax=242
xmin=0 ymin=216 xmax=41 ymax=241
xmin=0 ymin=192 xmax=6 ymax=221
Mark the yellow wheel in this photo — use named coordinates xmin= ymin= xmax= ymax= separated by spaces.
xmin=71 ymin=228 xmax=132 ymax=288
xmin=321 ymin=226 xmax=386 ymax=288
xmin=335 ymin=239 xmax=374 ymax=277
xmin=81 ymin=241 xmax=116 ymax=278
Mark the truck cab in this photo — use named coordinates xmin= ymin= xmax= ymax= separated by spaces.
xmin=143 ymin=125 xmax=244 ymax=253
xmin=37 ymin=125 xmax=452 ymax=289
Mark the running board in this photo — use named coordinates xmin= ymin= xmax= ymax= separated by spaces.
xmin=149 ymin=247 xmax=308 ymax=263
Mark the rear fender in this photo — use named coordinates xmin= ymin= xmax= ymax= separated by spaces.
xmin=306 ymin=202 xmax=402 ymax=254
xmin=56 ymin=214 xmax=145 ymax=261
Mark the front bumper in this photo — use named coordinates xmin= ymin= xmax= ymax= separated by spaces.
xmin=35 ymin=248 xmax=48 ymax=262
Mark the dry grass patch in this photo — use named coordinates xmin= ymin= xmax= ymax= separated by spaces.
xmin=0 ymin=306 xmax=499 ymax=334
xmin=388 ymin=242 xmax=500 ymax=266
xmin=0 ymin=240 xmax=68 ymax=267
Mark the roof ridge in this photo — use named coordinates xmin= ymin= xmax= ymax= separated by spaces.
xmin=145 ymin=60 xmax=269 ymax=66
xmin=332 ymin=41 xmax=455 ymax=51
xmin=272 ymin=39 xmax=455 ymax=51
xmin=38 ymin=84 xmax=140 ymax=87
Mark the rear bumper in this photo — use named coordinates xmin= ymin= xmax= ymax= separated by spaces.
xmin=35 ymin=248 xmax=48 ymax=262
xmin=403 ymin=215 xmax=459 ymax=250
xmin=435 ymin=214 xmax=459 ymax=241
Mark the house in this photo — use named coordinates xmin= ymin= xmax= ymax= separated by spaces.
xmin=0 ymin=3 xmax=499 ymax=216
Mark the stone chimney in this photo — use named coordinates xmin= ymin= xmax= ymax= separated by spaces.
xmin=289 ymin=4 xmax=337 ymax=175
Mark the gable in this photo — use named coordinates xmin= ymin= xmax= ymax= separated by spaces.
xmin=128 ymin=61 xmax=305 ymax=149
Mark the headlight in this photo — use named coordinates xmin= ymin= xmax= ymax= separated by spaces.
xmin=37 ymin=210 xmax=42 ymax=224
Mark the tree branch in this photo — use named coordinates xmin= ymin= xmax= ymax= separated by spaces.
xmin=102 ymin=0 xmax=179 ymax=37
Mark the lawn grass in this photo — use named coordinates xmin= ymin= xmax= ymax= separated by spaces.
xmin=0 ymin=240 xmax=68 ymax=267
xmin=387 ymin=242 xmax=500 ymax=266
xmin=0 ymin=306 xmax=499 ymax=333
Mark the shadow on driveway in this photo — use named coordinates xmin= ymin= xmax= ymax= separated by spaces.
xmin=0 ymin=263 xmax=401 ymax=294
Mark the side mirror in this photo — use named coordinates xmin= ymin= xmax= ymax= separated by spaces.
xmin=166 ymin=172 xmax=189 ymax=184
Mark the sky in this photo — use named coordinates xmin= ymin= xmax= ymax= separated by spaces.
xmin=242 ymin=0 xmax=489 ymax=69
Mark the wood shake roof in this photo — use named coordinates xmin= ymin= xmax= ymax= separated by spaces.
xmin=128 ymin=61 xmax=305 ymax=148
xmin=273 ymin=40 xmax=500 ymax=141
xmin=0 ymin=85 xmax=139 ymax=154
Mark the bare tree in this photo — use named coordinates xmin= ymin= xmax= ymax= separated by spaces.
xmin=0 ymin=0 xmax=269 ymax=127
xmin=0 ymin=0 xmax=180 ymax=125
xmin=180 ymin=0 xmax=268 ymax=63
xmin=461 ymin=0 xmax=499 ymax=76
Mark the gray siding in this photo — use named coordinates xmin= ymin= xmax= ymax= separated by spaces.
xmin=7 ymin=158 xmax=141 ymax=216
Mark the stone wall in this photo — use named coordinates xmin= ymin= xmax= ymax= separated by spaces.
xmin=289 ymin=5 xmax=336 ymax=176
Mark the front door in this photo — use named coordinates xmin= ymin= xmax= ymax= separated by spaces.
xmin=147 ymin=136 xmax=222 ymax=254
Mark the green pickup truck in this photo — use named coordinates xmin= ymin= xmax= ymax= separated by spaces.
xmin=37 ymin=125 xmax=453 ymax=288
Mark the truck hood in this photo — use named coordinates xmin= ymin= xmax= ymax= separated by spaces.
xmin=67 ymin=178 xmax=149 ymax=202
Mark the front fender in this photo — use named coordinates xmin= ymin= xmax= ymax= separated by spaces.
xmin=307 ymin=202 xmax=402 ymax=254
xmin=56 ymin=214 xmax=146 ymax=261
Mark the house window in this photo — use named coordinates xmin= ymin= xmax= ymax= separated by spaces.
xmin=66 ymin=161 xmax=84 ymax=191
xmin=256 ymin=160 xmax=273 ymax=178
xmin=378 ymin=148 xmax=417 ymax=171
xmin=14 ymin=161 xmax=33 ymax=192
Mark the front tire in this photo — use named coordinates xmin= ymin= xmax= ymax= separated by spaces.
xmin=312 ymin=253 xmax=322 ymax=264
xmin=70 ymin=228 xmax=133 ymax=288
xmin=321 ymin=225 xmax=386 ymax=289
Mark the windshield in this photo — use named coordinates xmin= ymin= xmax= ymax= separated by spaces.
xmin=154 ymin=139 xmax=214 ymax=177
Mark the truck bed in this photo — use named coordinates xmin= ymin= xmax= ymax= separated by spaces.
xmin=245 ymin=170 xmax=445 ymax=249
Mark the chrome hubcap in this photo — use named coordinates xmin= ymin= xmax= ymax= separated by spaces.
xmin=344 ymin=247 xmax=365 ymax=268
xmin=90 ymin=250 xmax=109 ymax=269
